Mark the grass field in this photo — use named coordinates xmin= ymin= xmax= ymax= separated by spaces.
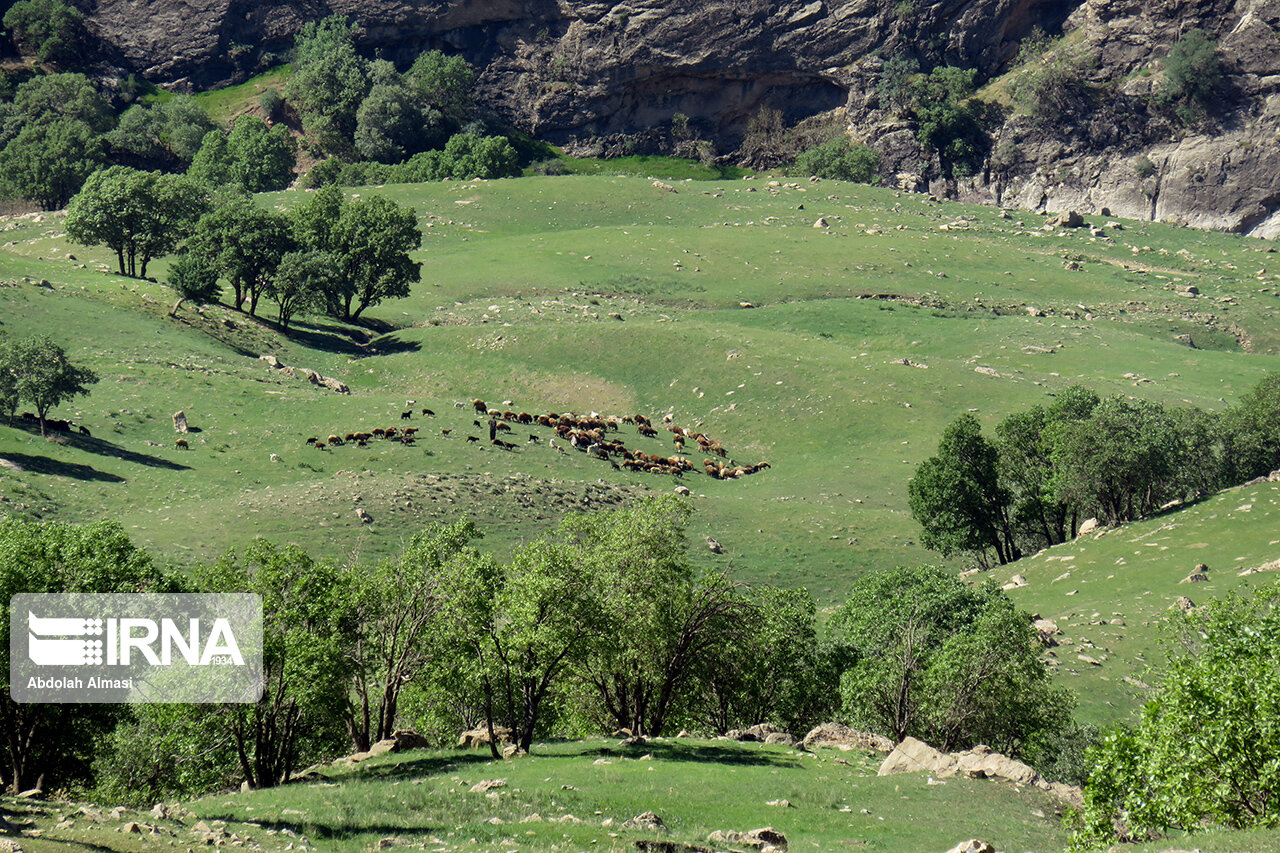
xmin=3 ymin=174 xmax=1280 ymax=731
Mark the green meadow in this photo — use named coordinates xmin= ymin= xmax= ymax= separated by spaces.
xmin=3 ymin=173 xmax=1280 ymax=732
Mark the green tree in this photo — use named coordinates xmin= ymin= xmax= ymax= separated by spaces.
xmin=0 ymin=336 xmax=19 ymax=423
xmin=90 ymin=704 xmax=238 ymax=806
xmin=66 ymin=166 xmax=209 ymax=278
xmin=1072 ymin=581 xmax=1280 ymax=849
xmin=829 ymin=565 xmax=1069 ymax=752
xmin=342 ymin=521 xmax=482 ymax=751
xmin=910 ymin=66 xmax=988 ymax=180
xmin=398 ymin=132 xmax=519 ymax=182
xmin=405 ymin=50 xmax=475 ymax=126
xmin=354 ymin=76 xmax=436 ymax=163
xmin=200 ymin=539 xmax=356 ymax=788
xmin=792 ymin=137 xmax=879 ymax=183
xmin=559 ymin=496 xmax=750 ymax=737
xmin=1009 ymin=38 xmax=1096 ymax=125
xmin=286 ymin=16 xmax=371 ymax=157
xmin=0 ymin=118 xmax=105 ymax=210
xmin=165 ymin=251 xmax=222 ymax=317
xmin=225 ymin=116 xmax=296 ymax=192
xmin=5 ymin=335 xmax=98 ymax=435
xmin=6 ymin=72 xmax=112 ymax=133
xmin=186 ymin=130 xmax=234 ymax=188
xmin=0 ymin=518 xmax=171 ymax=793
xmin=1219 ymin=372 xmax=1280 ymax=484
xmin=189 ymin=193 xmax=294 ymax=315
xmin=876 ymin=54 xmax=919 ymax=115
xmin=3 ymin=0 xmax=83 ymax=65
xmin=266 ymin=250 xmax=335 ymax=329
xmin=109 ymin=97 xmax=215 ymax=168
xmin=437 ymin=540 xmax=602 ymax=755
xmin=994 ymin=385 xmax=1099 ymax=549
xmin=1161 ymin=28 xmax=1222 ymax=120
xmin=328 ymin=194 xmax=421 ymax=319
xmin=909 ymin=414 xmax=1018 ymax=567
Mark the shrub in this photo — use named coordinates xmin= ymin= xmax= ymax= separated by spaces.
xmin=1161 ymin=28 xmax=1222 ymax=118
xmin=1134 ymin=154 xmax=1156 ymax=178
xmin=259 ymin=88 xmax=285 ymax=121
xmin=792 ymin=137 xmax=879 ymax=183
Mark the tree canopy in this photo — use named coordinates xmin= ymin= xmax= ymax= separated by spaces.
xmin=1 ymin=335 xmax=98 ymax=434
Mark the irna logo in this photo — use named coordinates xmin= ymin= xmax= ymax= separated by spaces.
xmin=27 ymin=612 xmax=245 ymax=667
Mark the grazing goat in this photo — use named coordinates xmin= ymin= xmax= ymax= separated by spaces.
xmin=315 ymin=441 xmax=326 ymax=450
xmin=441 ymin=428 xmax=453 ymax=436
xmin=472 ymin=399 xmax=487 ymax=413
xmin=306 ymin=437 xmax=318 ymax=445
xmin=175 ymin=438 xmax=189 ymax=450
xmin=401 ymin=410 xmax=412 ymax=420
xmin=466 ymin=435 xmax=479 ymax=443
xmin=78 ymin=425 xmax=91 ymax=437
xmin=422 ymin=408 xmax=435 ymax=417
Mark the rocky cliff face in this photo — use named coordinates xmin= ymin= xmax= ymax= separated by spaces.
xmin=80 ymin=0 xmax=1280 ymax=236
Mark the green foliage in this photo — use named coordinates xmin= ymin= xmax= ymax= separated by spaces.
xmin=1 ymin=335 xmax=98 ymax=432
xmin=909 ymin=414 xmax=1018 ymax=566
xmin=6 ymin=72 xmax=112 ymax=133
xmin=91 ymin=704 xmax=238 ymax=806
xmin=1134 ymin=154 xmax=1157 ymax=179
xmin=189 ymin=192 xmax=295 ymax=315
xmin=3 ymin=0 xmax=83 ymax=65
xmin=1160 ymin=28 xmax=1222 ymax=122
xmin=0 ymin=117 xmax=104 ymax=209
xmin=186 ymin=129 xmax=233 ymax=187
xmin=909 ymin=66 xmax=988 ymax=180
xmin=405 ymin=50 xmax=475 ymax=126
xmin=108 ymin=97 xmax=215 ymax=169
xmin=792 ymin=137 xmax=879 ymax=183
xmin=166 ymin=251 xmax=222 ymax=313
xmin=266 ymin=250 xmax=336 ymax=329
xmin=285 ymin=16 xmax=371 ymax=158
xmin=1072 ymin=581 xmax=1280 ymax=849
xmin=200 ymin=539 xmax=357 ymax=787
xmin=66 ymin=165 xmax=209 ymax=278
xmin=354 ymin=78 xmax=438 ymax=163
xmin=0 ymin=517 xmax=169 ymax=793
xmin=1218 ymin=371 xmax=1280 ymax=483
xmin=876 ymin=55 xmax=919 ymax=115
xmin=0 ymin=337 xmax=18 ymax=423
xmin=258 ymin=88 xmax=285 ymax=122
xmin=829 ymin=565 xmax=1070 ymax=753
xmin=325 ymin=194 xmax=422 ymax=319
xmin=225 ymin=115 xmax=296 ymax=192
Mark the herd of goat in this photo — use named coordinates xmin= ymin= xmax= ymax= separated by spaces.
xmin=301 ymin=399 xmax=771 ymax=480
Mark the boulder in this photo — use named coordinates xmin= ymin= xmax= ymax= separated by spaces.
xmin=458 ymin=725 xmax=513 ymax=748
xmin=879 ymin=736 xmax=1082 ymax=806
xmin=259 ymin=354 xmax=282 ymax=368
xmin=944 ymin=842 xmax=997 ymax=853
xmin=320 ymin=376 xmax=351 ymax=394
xmin=622 ymin=811 xmax=667 ymax=832
xmin=172 ymin=411 xmax=188 ymax=433
xmin=469 ymin=778 xmax=507 ymax=793
xmin=1172 ymin=596 xmax=1196 ymax=613
xmin=1077 ymin=517 xmax=1100 ymax=535
xmin=764 ymin=732 xmax=796 ymax=746
xmin=707 ymin=827 xmax=788 ymax=851
xmin=1054 ymin=210 xmax=1085 ymax=228
xmin=801 ymin=722 xmax=893 ymax=754
xmin=877 ymin=737 xmax=953 ymax=776
xmin=738 ymin=723 xmax=783 ymax=741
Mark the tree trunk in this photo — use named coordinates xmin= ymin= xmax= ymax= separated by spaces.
xmin=169 ymin=298 xmax=185 ymax=318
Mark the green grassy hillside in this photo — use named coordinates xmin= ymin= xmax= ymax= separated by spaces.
xmin=3 ymin=175 xmax=1280 ymax=728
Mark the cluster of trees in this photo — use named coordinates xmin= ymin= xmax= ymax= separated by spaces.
xmin=875 ymin=58 xmax=990 ymax=180
xmin=0 ymin=498 xmax=1077 ymax=801
xmin=284 ymin=16 xmax=520 ymax=185
xmin=65 ymin=173 xmax=421 ymax=325
xmin=3 ymin=0 xmax=84 ymax=65
xmin=910 ymin=376 xmax=1280 ymax=568
xmin=0 ymin=334 xmax=98 ymax=435
xmin=1070 ymin=580 xmax=1280 ymax=849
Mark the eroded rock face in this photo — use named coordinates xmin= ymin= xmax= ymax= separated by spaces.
xmin=82 ymin=0 xmax=1065 ymax=149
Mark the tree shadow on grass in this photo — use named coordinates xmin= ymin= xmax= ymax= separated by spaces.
xmin=0 ymin=452 xmax=127 ymax=483
xmin=335 ymin=750 xmax=494 ymax=783
xmin=8 ymin=423 xmax=193 ymax=471
xmin=197 ymin=814 xmax=442 ymax=841
xmin=576 ymin=740 xmax=806 ymax=769
xmin=272 ymin=318 xmax=420 ymax=358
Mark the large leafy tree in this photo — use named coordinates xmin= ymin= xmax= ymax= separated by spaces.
xmin=286 ymin=16 xmax=371 ymax=158
xmin=1161 ymin=28 xmax=1222 ymax=120
xmin=3 ymin=335 xmax=98 ymax=435
xmin=354 ymin=66 xmax=437 ymax=164
xmin=342 ymin=521 xmax=481 ymax=752
xmin=910 ymin=66 xmax=988 ymax=180
xmin=0 ymin=518 xmax=173 ymax=793
xmin=1073 ymin=581 xmax=1280 ymax=849
xmin=200 ymin=539 xmax=355 ymax=788
xmin=562 ymin=496 xmax=752 ymax=737
xmin=189 ymin=193 xmax=295 ymax=315
xmin=829 ymin=564 xmax=1070 ymax=753
xmin=225 ymin=116 xmax=296 ymax=192
xmin=3 ymin=0 xmax=83 ymax=65
xmin=1220 ymin=372 xmax=1280 ymax=484
xmin=909 ymin=413 xmax=1018 ymax=567
xmin=108 ymin=97 xmax=215 ymax=169
xmin=0 ymin=118 xmax=105 ymax=210
xmin=405 ymin=50 xmax=475 ymax=126
xmin=66 ymin=166 xmax=209 ymax=278
xmin=266 ymin=250 xmax=335 ymax=329
xmin=327 ymin=194 xmax=421 ymax=319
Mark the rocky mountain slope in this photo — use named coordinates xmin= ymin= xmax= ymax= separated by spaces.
xmin=80 ymin=0 xmax=1280 ymax=235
